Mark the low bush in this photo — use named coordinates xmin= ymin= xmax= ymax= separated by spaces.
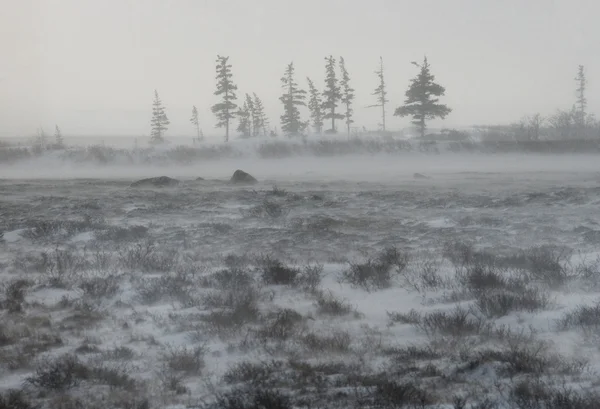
xmin=416 ymin=307 xmax=492 ymax=338
xmin=340 ymin=247 xmax=409 ymax=291
xmin=256 ymin=255 xmax=299 ymax=285
xmin=162 ymin=345 xmax=206 ymax=376
xmin=313 ymin=290 xmax=355 ymax=316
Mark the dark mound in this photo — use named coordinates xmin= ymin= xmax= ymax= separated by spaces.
xmin=196 ymin=177 xmax=205 ymax=181
xmin=130 ymin=176 xmax=180 ymax=188
xmin=230 ymin=170 xmax=258 ymax=185
xmin=413 ymin=173 xmax=431 ymax=180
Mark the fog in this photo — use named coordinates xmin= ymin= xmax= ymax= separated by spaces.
xmin=3 ymin=2 xmax=600 ymax=408
xmin=2 ymin=0 xmax=599 ymax=137
xmin=2 ymin=152 xmax=599 ymax=185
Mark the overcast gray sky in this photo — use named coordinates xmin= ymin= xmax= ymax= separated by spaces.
xmin=1 ymin=0 xmax=598 ymax=138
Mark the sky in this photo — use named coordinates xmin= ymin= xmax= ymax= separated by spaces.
xmin=1 ymin=0 xmax=598 ymax=139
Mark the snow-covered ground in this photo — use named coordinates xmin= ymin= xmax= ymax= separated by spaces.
xmin=1 ymin=154 xmax=600 ymax=408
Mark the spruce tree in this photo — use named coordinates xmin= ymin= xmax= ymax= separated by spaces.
xmin=253 ymin=93 xmax=269 ymax=136
xmin=339 ymin=57 xmax=355 ymax=137
xmin=245 ymin=94 xmax=258 ymax=137
xmin=54 ymin=125 xmax=64 ymax=148
xmin=190 ymin=105 xmax=201 ymax=143
xmin=211 ymin=55 xmax=238 ymax=142
xmin=236 ymin=96 xmax=252 ymax=138
xmin=394 ymin=57 xmax=451 ymax=138
xmin=575 ymin=65 xmax=587 ymax=130
xmin=307 ymin=77 xmax=323 ymax=135
xmin=150 ymin=90 xmax=170 ymax=144
xmin=279 ymin=62 xmax=307 ymax=137
xmin=368 ymin=57 xmax=389 ymax=132
xmin=322 ymin=55 xmax=343 ymax=133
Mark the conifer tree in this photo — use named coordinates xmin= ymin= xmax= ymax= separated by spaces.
xmin=244 ymin=94 xmax=258 ymax=137
xmin=279 ymin=62 xmax=307 ymax=137
xmin=253 ymin=93 xmax=269 ymax=136
xmin=575 ymin=65 xmax=587 ymax=129
xmin=190 ymin=105 xmax=201 ymax=142
xmin=394 ymin=56 xmax=451 ymax=138
xmin=211 ymin=55 xmax=238 ymax=142
xmin=236 ymin=97 xmax=251 ymax=138
xmin=339 ymin=57 xmax=355 ymax=137
xmin=150 ymin=90 xmax=170 ymax=144
xmin=368 ymin=57 xmax=389 ymax=132
xmin=322 ymin=55 xmax=343 ymax=133
xmin=307 ymin=77 xmax=323 ymax=135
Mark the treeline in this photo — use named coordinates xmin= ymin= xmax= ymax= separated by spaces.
xmin=149 ymin=55 xmax=452 ymax=144
xmin=25 ymin=58 xmax=597 ymax=148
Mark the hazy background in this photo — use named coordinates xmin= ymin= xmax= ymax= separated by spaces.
xmin=1 ymin=0 xmax=598 ymax=138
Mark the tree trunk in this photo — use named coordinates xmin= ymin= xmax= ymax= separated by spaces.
xmin=331 ymin=110 xmax=335 ymax=132
xmin=420 ymin=117 xmax=425 ymax=138
xmin=382 ymin=101 xmax=386 ymax=132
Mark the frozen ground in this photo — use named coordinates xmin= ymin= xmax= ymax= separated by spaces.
xmin=1 ymin=154 xmax=600 ymax=408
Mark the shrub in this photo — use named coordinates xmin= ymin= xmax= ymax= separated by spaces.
xmin=96 ymin=225 xmax=148 ymax=242
xmin=162 ymin=345 xmax=206 ymax=376
xmin=243 ymin=200 xmax=289 ymax=219
xmin=293 ymin=263 xmax=323 ymax=292
xmin=557 ymin=301 xmax=600 ymax=334
xmin=0 ymin=389 xmax=35 ymax=409
xmin=103 ymin=346 xmax=135 ymax=361
xmin=340 ymin=247 xmax=409 ymax=291
xmin=135 ymin=272 xmax=195 ymax=305
xmin=475 ymin=287 xmax=550 ymax=318
xmin=300 ymin=330 xmax=352 ymax=353
xmin=371 ymin=380 xmax=432 ymax=408
xmin=509 ymin=379 xmax=598 ymax=409
xmin=26 ymin=354 xmax=137 ymax=391
xmin=213 ymin=387 xmax=293 ymax=409
xmin=313 ymin=290 xmax=354 ymax=316
xmin=25 ymin=354 xmax=89 ymax=391
xmin=39 ymin=248 xmax=87 ymax=288
xmin=223 ymin=360 xmax=283 ymax=386
xmin=416 ymin=307 xmax=491 ymax=338
xmin=523 ymin=246 xmax=574 ymax=287
xmin=2 ymin=279 xmax=31 ymax=313
xmin=256 ymin=255 xmax=299 ymax=285
xmin=80 ymin=274 xmax=121 ymax=299
xmin=387 ymin=309 xmax=421 ymax=326
xmin=119 ymin=241 xmax=178 ymax=273
xmin=258 ymin=308 xmax=305 ymax=341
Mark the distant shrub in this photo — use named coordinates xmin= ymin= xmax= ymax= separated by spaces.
xmin=1 ymin=279 xmax=31 ymax=313
xmin=475 ymin=287 xmax=549 ymax=318
xmin=118 ymin=241 xmax=178 ymax=273
xmin=340 ymin=247 xmax=409 ymax=291
xmin=242 ymin=200 xmax=289 ymax=219
xmin=313 ymin=290 xmax=355 ymax=317
xmin=80 ymin=274 xmax=121 ymax=299
xmin=416 ymin=307 xmax=492 ymax=338
xmin=213 ymin=388 xmax=293 ymax=409
xmin=26 ymin=354 xmax=137 ymax=391
xmin=161 ymin=345 xmax=206 ymax=376
xmin=300 ymin=330 xmax=352 ymax=353
xmin=135 ymin=271 xmax=195 ymax=305
xmin=257 ymin=308 xmax=305 ymax=342
xmin=0 ymin=389 xmax=35 ymax=409
xmin=223 ymin=360 xmax=283 ymax=386
xmin=256 ymin=255 xmax=299 ymax=285
xmin=96 ymin=225 xmax=148 ymax=242
xmin=557 ymin=302 xmax=600 ymax=334
xmin=293 ymin=263 xmax=323 ymax=293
